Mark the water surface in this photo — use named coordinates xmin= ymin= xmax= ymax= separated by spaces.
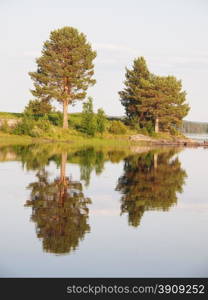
xmin=0 ymin=143 xmax=207 ymax=277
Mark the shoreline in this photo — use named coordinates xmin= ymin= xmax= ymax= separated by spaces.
xmin=0 ymin=131 xmax=207 ymax=148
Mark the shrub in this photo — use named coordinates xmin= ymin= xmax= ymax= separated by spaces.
xmin=127 ymin=117 xmax=141 ymax=131
xmin=48 ymin=112 xmax=63 ymax=126
xmin=96 ymin=108 xmax=106 ymax=134
xmin=29 ymin=126 xmax=44 ymax=137
xmin=145 ymin=121 xmax=154 ymax=134
xmin=0 ymin=120 xmax=11 ymax=133
xmin=12 ymin=118 xmax=52 ymax=137
xmin=36 ymin=119 xmax=51 ymax=131
xmin=139 ymin=127 xmax=149 ymax=135
xmin=170 ymin=126 xmax=178 ymax=136
xmin=108 ymin=120 xmax=127 ymax=134
xmin=81 ymin=97 xmax=97 ymax=136
xmin=13 ymin=118 xmax=36 ymax=136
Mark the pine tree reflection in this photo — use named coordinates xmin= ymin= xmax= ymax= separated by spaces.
xmin=25 ymin=152 xmax=91 ymax=254
xmin=116 ymin=149 xmax=187 ymax=227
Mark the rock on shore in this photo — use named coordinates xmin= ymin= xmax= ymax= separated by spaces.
xmin=129 ymin=134 xmax=207 ymax=147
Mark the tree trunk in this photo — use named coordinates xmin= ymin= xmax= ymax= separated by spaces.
xmin=155 ymin=117 xmax=159 ymax=133
xmin=59 ymin=152 xmax=67 ymax=205
xmin=60 ymin=152 xmax=67 ymax=181
xmin=63 ymin=101 xmax=68 ymax=129
xmin=154 ymin=153 xmax=158 ymax=169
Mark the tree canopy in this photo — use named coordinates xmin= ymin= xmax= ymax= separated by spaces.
xmin=119 ymin=57 xmax=190 ymax=132
xmin=29 ymin=26 xmax=96 ymax=128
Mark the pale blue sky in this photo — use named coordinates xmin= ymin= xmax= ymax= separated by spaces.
xmin=0 ymin=0 xmax=207 ymax=121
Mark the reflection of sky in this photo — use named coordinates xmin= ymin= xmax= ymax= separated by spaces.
xmin=0 ymin=148 xmax=208 ymax=277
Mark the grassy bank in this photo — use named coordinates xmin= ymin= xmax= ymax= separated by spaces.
xmin=0 ymin=111 xmax=188 ymax=147
xmin=0 ymin=111 xmax=136 ymax=146
xmin=0 ymin=130 xmax=133 ymax=148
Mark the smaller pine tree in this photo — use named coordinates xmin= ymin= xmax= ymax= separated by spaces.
xmin=119 ymin=56 xmax=190 ymax=133
xmin=96 ymin=108 xmax=106 ymax=135
xmin=24 ymin=99 xmax=53 ymax=115
xmin=81 ymin=97 xmax=96 ymax=136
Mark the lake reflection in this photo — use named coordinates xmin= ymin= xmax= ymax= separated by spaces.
xmin=116 ymin=150 xmax=187 ymax=227
xmin=25 ymin=152 xmax=91 ymax=255
xmin=5 ymin=144 xmax=129 ymax=255
xmin=0 ymin=143 xmax=208 ymax=277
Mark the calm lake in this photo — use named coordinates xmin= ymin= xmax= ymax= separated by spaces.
xmin=0 ymin=141 xmax=208 ymax=277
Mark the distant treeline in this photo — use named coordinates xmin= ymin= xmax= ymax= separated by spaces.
xmin=182 ymin=121 xmax=208 ymax=134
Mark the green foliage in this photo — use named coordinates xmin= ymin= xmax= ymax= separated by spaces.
xmin=119 ymin=57 xmax=150 ymax=121
xmin=74 ymin=148 xmax=105 ymax=186
xmin=36 ymin=119 xmax=51 ymax=131
xmin=20 ymin=111 xmax=63 ymax=127
xmin=0 ymin=112 xmax=22 ymax=119
xmin=48 ymin=112 xmax=63 ymax=126
xmin=24 ymin=99 xmax=53 ymax=115
xmin=29 ymin=26 xmax=96 ymax=128
xmin=126 ymin=117 xmax=141 ymax=131
xmin=145 ymin=120 xmax=154 ymax=134
xmin=68 ymin=113 xmax=83 ymax=129
xmin=13 ymin=118 xmax=35 ymax=136
xmin=139 ymin=127 xmax=149 ymax=135
xmin=96 ymin=108 xmax=106 ymax=134
xmin=0 ymin=120 xmax=11 ymax=133
xmin=119 ymin=56 xmax=190 ymax=132
xmin=169 ymin=126 xmax=178 ymax=136
xmin=12 ymin=117 xmax=52 ymax=137
xmin=108 ymin=120 xmax=127 ymax=134
xmin=81 ymin=97 xmax=97 ymax=136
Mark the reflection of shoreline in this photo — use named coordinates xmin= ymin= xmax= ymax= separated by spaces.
xmin=0 ymin=144 xmax=190 ymax=250
xmin=0 ymin=143 xmax=184 ymax=164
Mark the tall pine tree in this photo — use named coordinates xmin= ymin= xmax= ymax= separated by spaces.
xmin=29 ymin=27 xmax=96 ymax=128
